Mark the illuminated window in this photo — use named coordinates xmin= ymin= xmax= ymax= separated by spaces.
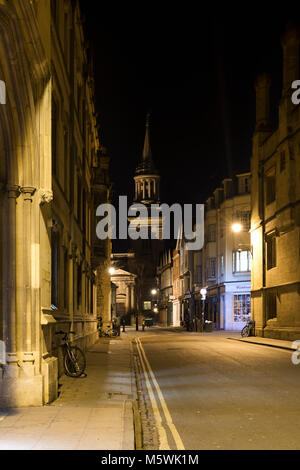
xmin=143 ymin=301 xmax=152 ymax=310
xmin=233 ymin=294 xmax=251 ymax=322
xmin=233 ymin=251 xmax=251 ymax=273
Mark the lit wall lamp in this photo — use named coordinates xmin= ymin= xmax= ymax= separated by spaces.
xmin=232 ymin=223 xmax=242 ymax=233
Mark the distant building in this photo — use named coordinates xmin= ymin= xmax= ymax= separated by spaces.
xmin=128 ymin=114 xmax=164 ymax=318
xmin=251 ymin=26 xmax=300 ymax=340
xmin=157 ymin=250 xmax=173 ymax=326
xmin=197 ymin=174 xmax=251 ymax=331
xmin=172 ymin=249 xmax=181 ymax=327
xmin=110 ymin=269 xmax=136 ymax=324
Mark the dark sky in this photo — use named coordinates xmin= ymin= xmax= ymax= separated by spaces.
xmin=80 ymin=5 xmax=298 ymax=209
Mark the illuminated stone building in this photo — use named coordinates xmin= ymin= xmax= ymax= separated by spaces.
xmin=0 ymin=0 xmax=110 ymax=407
xmin=251 ymin=26 xmax=300 ymax=340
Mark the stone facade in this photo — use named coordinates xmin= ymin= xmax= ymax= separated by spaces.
xmin=251 ymin=26 xmax=300 ymax=340
xmin=0 ymin=0 xmax=110 ymax=407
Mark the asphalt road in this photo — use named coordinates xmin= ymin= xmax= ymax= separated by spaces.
xmin=132 ymin=329 xmax=300 ymax=450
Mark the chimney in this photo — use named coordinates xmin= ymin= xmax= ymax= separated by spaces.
xmin=254 ymin=72 xmax=271 ymax=132
xmin=281 ymin=24 xmax=300 ymax=96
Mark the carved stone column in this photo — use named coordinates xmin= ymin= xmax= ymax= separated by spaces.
xmin=4 ymin=185 xmax=20 ymax=367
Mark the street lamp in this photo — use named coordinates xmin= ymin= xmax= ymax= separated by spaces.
xmin=232 ymin=223 xmax=242 ymax=233
xmin=151 ymin=289 xmax=157 ymax=295
xmin=200 ymin=288 xmax=207 ymax=332
xmin=109 ymin=267 xmax=115 ymax=275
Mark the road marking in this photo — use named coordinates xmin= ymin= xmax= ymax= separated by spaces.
xmin=135 ymin=339 xmax=170 ymax=450
xmin=137 ymin=337 xmax=185 ymax=450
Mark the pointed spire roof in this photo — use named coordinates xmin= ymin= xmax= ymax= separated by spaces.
xmin=135 ymin=113 xmax=159 ymax=176
xmin=143 ymin=113 xmax=152 ymax=161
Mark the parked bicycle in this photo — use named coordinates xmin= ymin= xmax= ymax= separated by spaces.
xmin=99 ymin=325 xmax=118 ymax=338
xmin=55 ymin=331 xmax=86 ymax=377
xmin=241 ymin=320 xmax=255 ymax=338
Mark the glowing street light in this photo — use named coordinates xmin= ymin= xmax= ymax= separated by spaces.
xmin=232 ymin=223 xmax=242 ymax=233
xmin=200 ymin=288 xmax=207 ymax=300
xmin=151 ymin=289 xmax=157 ymax=295
xmin=109 ymin=267 xmax=115 ymax=275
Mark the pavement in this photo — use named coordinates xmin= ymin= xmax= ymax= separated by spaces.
xmin=0 ymin=335 xmax=136 ymax=450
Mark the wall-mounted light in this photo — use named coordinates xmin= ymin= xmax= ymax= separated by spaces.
xmin=232 ymin=223 xmax=242 ymax=233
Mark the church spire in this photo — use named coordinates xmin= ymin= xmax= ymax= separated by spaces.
xmin=142 ymin=112 xmax=152 ymax=161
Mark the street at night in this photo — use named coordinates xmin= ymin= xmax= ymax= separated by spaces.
xmin=1 ymin=0 xmax=300 ymax=459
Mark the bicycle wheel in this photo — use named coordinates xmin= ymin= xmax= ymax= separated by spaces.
xmin=108 ymin=329 xmax=118 ymax=337
xmin=241 ymin=325 xmax=249 ymax=338
xmin=64 ymin=346 xmax=86 ymax=377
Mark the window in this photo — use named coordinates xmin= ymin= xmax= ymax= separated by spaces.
xmin=52 ymin=98 xmax=58 ymax=176
xmin=266 ymin=174 xmax=276 ymax=205
xmin=51 ymin=228 xmax=60 ymax=309
xmin=207 ymin=258 xmax=216 ymax=278
xmin=236 ymin=211 xmax=251 ymax=232
xmin=238 ymin=176 xmax=250 ymax=194
xmin=233 ymin=294 xmax=251 ymax=322
xmin=63 ymin=249 xmax=68 ymax=310
xmin=77 ymin=177 xmax=82 ymax=225
xmin=196 ymin=265 xmax=202 ymax=284
xmin=208 ymin=224 xmax=216 ymax=242
xmin=266 ymin=234 xmax=276 ymax=270
xmin=64 ymin=130 xmax=69 ymax=198
xmin=233 ymin=250 xmax=251 ymax=273
xmin=77 ymin=263 xmax=82 ymax=308
xmin=266 ymin=292 xmax=277 ymax=320
xmin=220 ymin=255 xmax=224 ymax=276
xmin=143 ymin=301 xmax=152 ymax=311
xmin=280 ymin=151 xmax=286 ymax=172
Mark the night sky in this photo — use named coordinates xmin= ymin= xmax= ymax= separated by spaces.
xmin=80 ymin=5 xmax=299 ymax=250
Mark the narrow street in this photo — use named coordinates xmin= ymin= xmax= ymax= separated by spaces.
xmin=131 ymin=328 xmax=300 ymax=450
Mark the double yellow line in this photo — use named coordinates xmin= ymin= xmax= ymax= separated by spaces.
xmin=135 ymin=337 xmax=185 ymax=450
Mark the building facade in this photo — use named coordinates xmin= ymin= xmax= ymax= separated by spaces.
xmin=0 ymin=0 xmax=110 ymax=407
xmin=110 ymin=268 xmax=136 ymax=324
xmin=199 ymin=174 xmax=251 ymax=331
xmin=157 ymin=250 xmax=173 ymax=326
xmin=172 ymin=249 xmax=181 ymax=327
xmin=251 ymin=26 xmax=300 ymax=340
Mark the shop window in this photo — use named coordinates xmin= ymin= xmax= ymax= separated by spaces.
xmin=233 ymin=294 xmax=251 ymax=322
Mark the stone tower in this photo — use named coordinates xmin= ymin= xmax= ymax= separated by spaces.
xmin=128 ymin=114 xmax=164 ymax=317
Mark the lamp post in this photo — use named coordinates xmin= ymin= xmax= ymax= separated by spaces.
xmin=200 ymin=288 xmax=207 ymax=332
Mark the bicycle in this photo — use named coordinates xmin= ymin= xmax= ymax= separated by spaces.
xmin=241 ymin=320 xmax=255 ymax=338
xmin=55 ymin=331 xmax=86 ymax=377
xmin=99 ymin=326 xmax=118 ymax=338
